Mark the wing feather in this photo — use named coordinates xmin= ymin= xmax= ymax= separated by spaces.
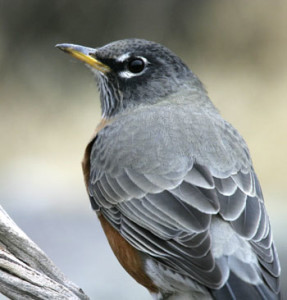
xmin=258 ymin=244 xmax=281 ymax=277
xmin=97 ymin=175 xmax=121 ymax=203
xmin=88 ymin=126 xmax=280 ymax=295
xmin=125 ymin=168 xmax=163 ymax=192
xmin=104 ymin=175 xmax=130 ymax=199
xmin=145 ymin=192 xmax=211 ymax=232
xmin=231 ymin=171 xmax=255 ymax=196
xmin=119 ymin=201 xmax=176 ymax=239
xmin=116 ymin=173 xmax=146 ymax=198
xmin=231 ymin=195 xmax=261 ymax=239
xmin=88 ymin=163 xmax=280 ymax=293
xmin=218 ymin=188 xmax=247 ymax=221
xmin=143 ymin=173 xmax=181 ymax=189
xmin=252 ymin=202 xmax=268 ymax=242
xmin=174 ymin=230 xmax=209 ymax=247
xmin=214 ymin=176 xmax=237 ymax=196
xmin=170 ymin=182 xmax=219 ymax=214
xmin=184 ymin=164 xmax=215 ymax=189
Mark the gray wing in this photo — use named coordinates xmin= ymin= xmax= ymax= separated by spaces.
xmin=88 ymin=108 xmax=280 ymax=294
xmin=89 ymin=163 xmax=280 ymax=292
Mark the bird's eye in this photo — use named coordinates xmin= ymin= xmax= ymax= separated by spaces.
xmin=127 ymin=58 xmax=145 ymax=73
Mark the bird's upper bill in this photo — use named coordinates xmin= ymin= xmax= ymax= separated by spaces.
xmin=55 ymin=43 xmax=111 ymax=73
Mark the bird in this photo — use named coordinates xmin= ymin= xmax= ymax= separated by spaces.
xmin=56 ymin=39 xmax=281 ymax=300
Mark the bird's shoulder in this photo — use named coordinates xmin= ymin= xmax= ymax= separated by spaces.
xmin=90 ymin=96 xmax=252 ymax=178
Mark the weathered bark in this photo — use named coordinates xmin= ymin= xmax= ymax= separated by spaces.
xmin=0 ymin=205 xmax=89 ymax=300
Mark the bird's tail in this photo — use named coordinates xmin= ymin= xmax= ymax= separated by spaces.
xmin=210 ymin=272 xmax=280 ymax=300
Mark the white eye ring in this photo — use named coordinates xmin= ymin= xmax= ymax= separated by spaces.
xmin=118 ymin=56 xmax=149 ymax=78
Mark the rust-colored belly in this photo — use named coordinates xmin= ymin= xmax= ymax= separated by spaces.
xmin=98 ymin=215 xmax=158 ymax=293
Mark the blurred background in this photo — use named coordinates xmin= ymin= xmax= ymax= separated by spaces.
xmin=0 ymin=1 xmax=286 ymax=299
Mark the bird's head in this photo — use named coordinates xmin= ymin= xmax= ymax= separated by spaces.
xmin=56 ymin=39 xmax=203 ymax=117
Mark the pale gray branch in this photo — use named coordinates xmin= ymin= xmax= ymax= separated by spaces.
xmin=0 ymin=205 xmax=89 ymax=299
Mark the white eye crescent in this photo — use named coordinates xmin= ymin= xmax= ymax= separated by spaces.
xmin=116 ymin=52 xmax=131 ymax=63
xmin=118 ymin=56 xmax=149 ymax=78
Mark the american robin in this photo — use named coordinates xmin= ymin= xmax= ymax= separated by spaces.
xmin=56 ymin=39 xmax=280 ymax=299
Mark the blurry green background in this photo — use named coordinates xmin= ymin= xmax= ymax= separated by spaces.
xmin=0 ymin=1 xmax=286 ymax=299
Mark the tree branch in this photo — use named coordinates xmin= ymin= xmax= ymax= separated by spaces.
xmin=0 ymin=205 xmax=89 ymax=299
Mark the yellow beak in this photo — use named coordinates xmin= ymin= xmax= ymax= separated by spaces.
xmin=56 ymin=43 xmax=110 ymax=73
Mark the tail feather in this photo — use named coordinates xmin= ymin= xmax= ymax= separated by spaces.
xmin=210 ymin=272 xmax=280 ymax=300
